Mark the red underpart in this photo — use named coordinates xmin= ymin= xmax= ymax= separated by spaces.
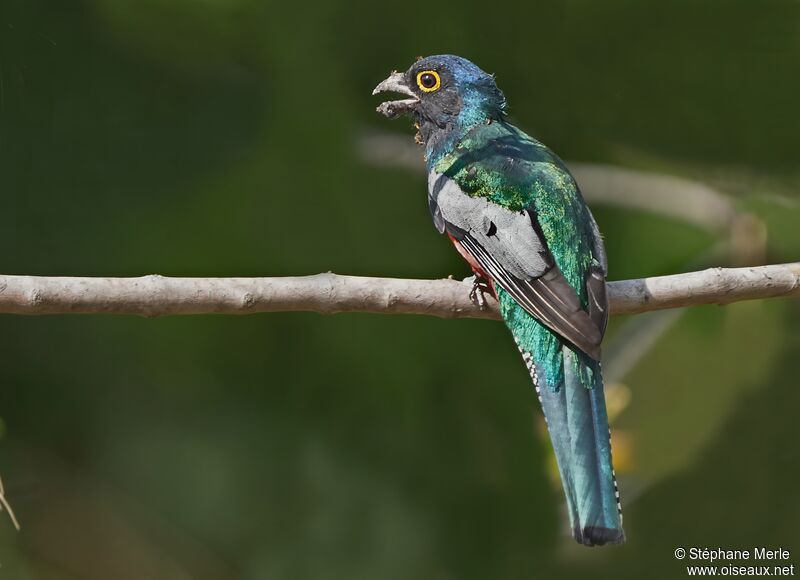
xmin=447 ymin=234 xmax=498 ymax=298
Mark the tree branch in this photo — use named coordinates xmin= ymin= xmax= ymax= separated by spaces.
xmin=0 ymin=263 xmax=797 ymax=319
xmin=358 ymin=132 xmax=740 ymax=233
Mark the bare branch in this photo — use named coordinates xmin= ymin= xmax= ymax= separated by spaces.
xmin=0 ymin=263 xmax=797 ymax=319
xmin=609 ymin=263 xmax=800 ymax=314
xmin=358 ymin=132 xmax=739 ymax=233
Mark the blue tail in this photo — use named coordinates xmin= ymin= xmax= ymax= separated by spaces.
xmin=520 ymin=344 xmax=624 ymax=546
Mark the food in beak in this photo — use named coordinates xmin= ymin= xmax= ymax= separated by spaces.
xmin=372 ymin=71 xmax=419 ymax=118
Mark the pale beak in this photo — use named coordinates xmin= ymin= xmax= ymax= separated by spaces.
xmin=372 ymin=71 xmax=419 ymax=118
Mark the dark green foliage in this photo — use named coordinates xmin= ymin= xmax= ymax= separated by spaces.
xmin=0 ymin=0 xmax=797 ymax=577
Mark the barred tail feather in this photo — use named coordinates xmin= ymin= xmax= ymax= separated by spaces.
xmin=520 ymin=344 xmax=624 ymax=546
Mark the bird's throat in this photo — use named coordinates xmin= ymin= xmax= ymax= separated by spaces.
xmin=419 ymin=116 xmax=469 ymax=168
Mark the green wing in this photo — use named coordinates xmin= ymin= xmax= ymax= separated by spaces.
xmin=432 ymin=121 xmax=608 ymax=356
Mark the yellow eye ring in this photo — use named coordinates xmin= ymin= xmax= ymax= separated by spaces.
xmin=416 ymin=70 xmax=441 ymax=92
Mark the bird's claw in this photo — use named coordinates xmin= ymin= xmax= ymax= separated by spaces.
xmin=464 ymin=275 xmax=490 ymax=310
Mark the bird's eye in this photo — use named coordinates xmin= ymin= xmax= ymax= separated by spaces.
xmin=416 ymin=70 xmax=441 ymax=92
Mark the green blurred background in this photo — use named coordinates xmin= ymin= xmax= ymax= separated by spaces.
xmin=0 ymin=0 xmax=798 ymax=578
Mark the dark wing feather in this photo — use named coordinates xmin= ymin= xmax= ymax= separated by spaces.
xmin=429 ymin=171 xmax=604 ymax=359
xmin=586 ymin=207 xmax=609 ymax=335
xmin=457 ymin=232 xmax=602 ymax=359
xmin=585 ymin=265 xmax=608 ymax=337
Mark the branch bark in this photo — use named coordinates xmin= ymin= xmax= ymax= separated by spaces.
xmin=0 ymin=263 xmax=797 ymax=319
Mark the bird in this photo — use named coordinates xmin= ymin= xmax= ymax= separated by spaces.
xmin=372 ymin=55 xmax=624 ymax=546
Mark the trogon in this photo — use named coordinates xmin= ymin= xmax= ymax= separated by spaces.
xmin=373 ymin=55 xmax=624 ymax=546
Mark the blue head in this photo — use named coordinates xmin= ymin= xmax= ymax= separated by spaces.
xmin=373 ymin=55 xmax=506 ymax=162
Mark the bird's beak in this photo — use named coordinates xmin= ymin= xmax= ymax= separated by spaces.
xmin=372 ymin=71 xmax=419 ymax=119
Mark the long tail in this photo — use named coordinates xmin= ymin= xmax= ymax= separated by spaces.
xmin=520 ymin=344 xmax=625 ymax=546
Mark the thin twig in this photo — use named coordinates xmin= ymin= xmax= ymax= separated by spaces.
xmin=0 ymin=473 xmax=20 ymax=531
xmin=358 ymin=132 xmax=739 ymax=233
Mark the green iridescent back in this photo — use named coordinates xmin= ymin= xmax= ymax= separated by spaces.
xmin=433 ymin=121 xmax=602 ymax=389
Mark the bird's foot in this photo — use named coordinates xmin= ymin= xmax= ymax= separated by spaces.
xmin=464 ymin=275 xmax=491 ymax=310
